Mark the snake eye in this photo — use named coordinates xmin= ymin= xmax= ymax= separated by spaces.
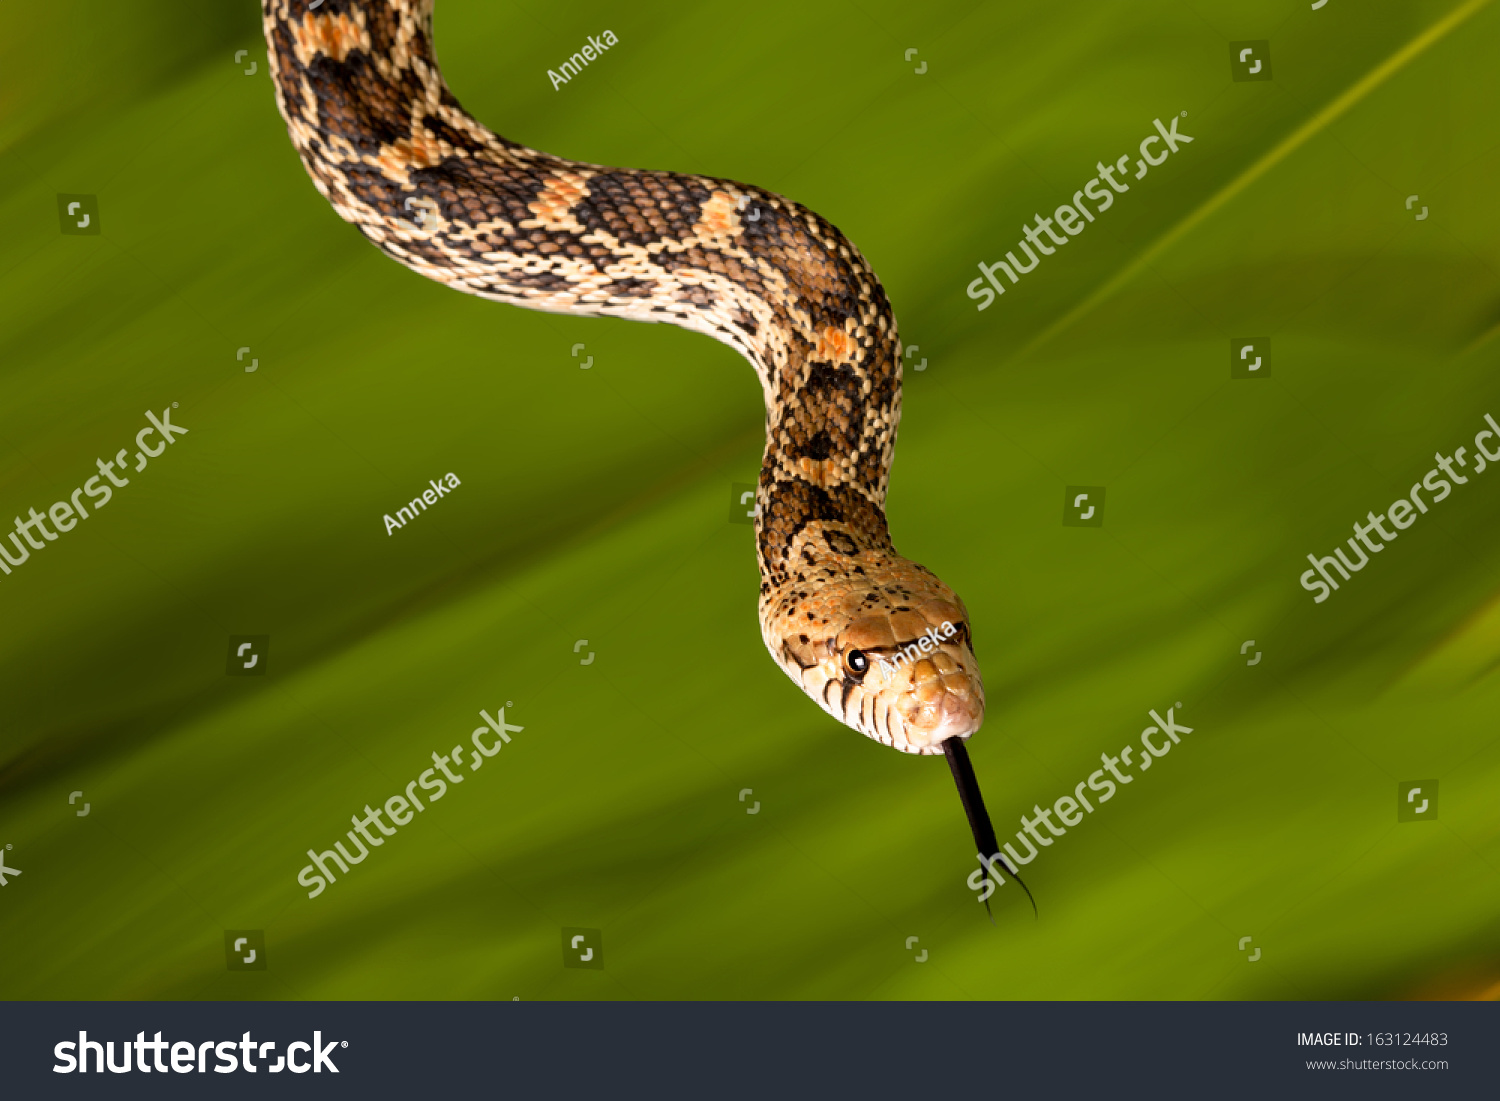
xmin=845 ymin=649 xmax=869 ymax=675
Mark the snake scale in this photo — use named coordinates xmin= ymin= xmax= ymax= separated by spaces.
xmin=262 ymin=0 xmax=1025 ymax=909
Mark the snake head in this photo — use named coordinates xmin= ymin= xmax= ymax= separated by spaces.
xmin=767 ymin=560 xmax=985 ymax=755
xmin=842 ymin=600 xmax=985 ymax=752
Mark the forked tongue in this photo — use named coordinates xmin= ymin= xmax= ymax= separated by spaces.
xmin=942 ymin=736 xmax=1037 ymax=921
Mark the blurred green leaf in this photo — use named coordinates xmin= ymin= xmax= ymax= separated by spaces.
xmin=1 ymin=0 xmax=1498 ymax=1001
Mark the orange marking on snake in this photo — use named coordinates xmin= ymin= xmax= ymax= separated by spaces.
xmin=695 ymin=192 xmax=742 ymax=239
xmin=815 ymin=325 xmax=857 ymax=365
xmin=376 ymin=133 xmax=446 ymax=180
xmin=525 ymin=174 xmax=590 ymax=230
xmin=293 ymin=11 xmax=367 ymax=65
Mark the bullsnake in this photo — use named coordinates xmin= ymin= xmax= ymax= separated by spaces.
xmin=262 ymin=0 xmax=1023 ymax=908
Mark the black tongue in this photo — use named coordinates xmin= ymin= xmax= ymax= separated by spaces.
xmin=942 ymin=736 xmax=1037 ymax=919
xmin=943 ymin=736 xmax=999 ymax=858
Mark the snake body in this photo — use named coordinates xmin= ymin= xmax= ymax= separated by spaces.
xmin=260 ymin=0 xmax=987 ymax=758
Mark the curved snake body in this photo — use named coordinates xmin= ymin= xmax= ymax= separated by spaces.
xmin=262 ymin=2 xmax=1012 ymax=892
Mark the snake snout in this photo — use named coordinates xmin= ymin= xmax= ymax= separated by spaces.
xmin=898 ymin=652 xmax=984 ymax=750
xmin=904 ymin=679 xmax=984 ymax=748
xmin=936 ymin=684 xmax=984 ymax=739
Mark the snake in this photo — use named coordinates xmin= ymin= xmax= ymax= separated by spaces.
xmin=261 ymin=0 xmax=1028 ymax=910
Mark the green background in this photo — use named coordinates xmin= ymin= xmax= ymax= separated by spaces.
xmin=2 ymin=0 xmax=1498 ymax=1001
